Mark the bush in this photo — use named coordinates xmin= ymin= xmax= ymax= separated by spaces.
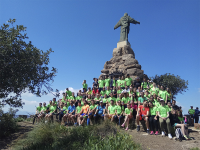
xmin=15 ymin=117 xmax=24 ymax=122
xmin=14 ymin=121 xmax=141 ymax=150
xmin=0 ymin=108 xmax=19 ymax=138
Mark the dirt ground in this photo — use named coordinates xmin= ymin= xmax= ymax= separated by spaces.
xmin=0 ymin=121 xmax=199 ymax=150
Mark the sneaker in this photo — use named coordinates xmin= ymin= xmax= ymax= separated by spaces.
xmin=147 ymin=130 xmax=150 ymax=134
xmin=161 ymin=131 xmax=165 ymax=136
xmin=64 ymin=122 xmax=68 ymax=126
xmin=168 ymin=134 xmax=172 ymax=139
xmin=121 ymin=123 xmax=125 ymax=127
xmin=74 ymin=123 xmax=77 ymax=126
xmin=155 ymin=131 xmax=159 ymax=135
xmin=125 ymin=127 xmax=128 ymax=131
xmin=150 ymin=131 xmax=154 ymax=135
xmin=137 ymin=126 xmax=140 ymax=132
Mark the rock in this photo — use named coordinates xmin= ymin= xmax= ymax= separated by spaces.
xmin=124 ymin=58 xmax=138 ymax=66
xmin=110 ymin=56 xmax=122 ymax=63
xmin=113 ymin=47 xmax=122 ymax=57
xmin=126 ymin=64 xmax=141 ymax=69
xmin=122 ymin=45 xmax=135 ymax=56
xmin=101 ymin=69 xmax=109 ymax=74
xmin=104 ymin=63 xmax=113 ymax=69
xmin=122 ymin=54 xmax=135 ymax=60
xmin=127 ymin=68 xmax=143 ymax=76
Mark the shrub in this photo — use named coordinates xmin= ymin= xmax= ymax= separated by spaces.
xmin=15 ymin=117 xmax=24 ymax=122
xmin=14 ymin=121 xmax=141 ymax=150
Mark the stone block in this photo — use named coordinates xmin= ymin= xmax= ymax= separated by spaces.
xmin=126 ymin=64 xmax=141 ymax=70
xmin=122 ymin=54 xmax=134 ymax=60
xmin=122 ymin=45 xmax=135 ymax=56
xmin=113 ymin=47 xmax=122 ymax=57
xmin=117 ymin=41 xmax=131 ymax=48
xmin=127 ymin=68 xmax=143 ymax=76
xmin=124 ymin=58 xmax=138 ymax=66
xmin=101 ymin=69 xmax=109 ymax=74
xmin=110 ymin=56 xmax=122 ymax=63
xmin=104 ymin=63 xmax=113 ymax=69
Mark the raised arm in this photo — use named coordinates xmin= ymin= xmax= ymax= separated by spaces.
xmin=114 ymin=20 xmax=121 ymax=30
xmin=129 ymin=17 xmax=140 ymax=24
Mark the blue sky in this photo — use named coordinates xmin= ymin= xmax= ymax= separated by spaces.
xmin=1 ymin=0 xmax=199 ymax=115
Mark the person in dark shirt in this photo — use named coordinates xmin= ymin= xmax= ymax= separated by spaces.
xmin=133 ymin=77 xmax=141 ymax=89
xmin=172 ymin=100 xmax=179 ymax=111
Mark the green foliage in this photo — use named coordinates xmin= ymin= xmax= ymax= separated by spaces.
xmin=190 ymin=148 xmax=200 ymax=150
xmin=14 ymin=121 xmax=141 ymax=150
xmin=0 ymin=19 xmax=59 ymax=108
xmin=15 ymin=117 xmax=24 ymax=122
xmin=150 ymin=73 xmax=188 ymax=98
xmin=0 ymin=108 xmax=19 ymax=138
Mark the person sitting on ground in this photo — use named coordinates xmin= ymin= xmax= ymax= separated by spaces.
xmin=121 ymin=103 xmax=133 ymax=131
xmin=86 ymin=87 xmax=93 ymax=95
xmin=148 ymin=101 xmax=159 ymax=135
xmin=63 ymin=101 xmax=76 ymax=126
xmin=76 ymin=92 xmax=82 ymax=101
xmin=82 ymin=80 xmax=88 ymax=91
xmin=47 ymin=100 xmax=52 ymax=108
xmin=153 ymin=94 xmax=160 ymax=107
xmin=66 ymin=88 xmax=72 ymax=97
xmin=170 ymin=109 xmax=192 ymax=140
xmin=133 ymin=77 xmax=141 ymax=89
xmin=166 ymin=87 xmax=172 ymax=103
xmin=107 ymin=93 xmax=117 ymax=105
xmin=194 ymin=107 xmax=199 ymax=123
xmin=79 ymin=100 xmax=90 ymax=125
xmin=98 ymin=76 xmax=105 ymax=92
xmin=188 ymin=106 xmax=195 ymax=126
xmin=105 ymin=86 xmax=112 ymax=97
xmin=61 ymin=103 xmax=68 ymax=123
xmin=94 ymin=101 xmax=105 ymax=123
xmin=114 ymin=100 xmax=124 ymax=126
xmin=57 ymin=103 xmax=65 ymax=123
xmin=94 ymin=94 xmax=101 ymax=105
xmin=117 ymin=86 xmax=123 ymax=97
xmin=112 ymin=86 xmax=117 ymax=98
xmin=104 ymin=75 xmax=110 ymax=90
xmin=157 ymin=99 xmax=172 ymax=139
xmin=92 ymin=86 xmax=99 ymax=96
xmin=125 ymin=74 xmax=132 ymax=89
xmin=93 ymin=78 xmax=98 ymax=88
xmin=130 ymin=100 xmax=137 ymax=119
xmin=75 ymin=101 xmax=82 ymax=126
xmin=177 ymin=111 xmax=184 ymax=124
xmin=122 ymin=85 xmax=129 ymax=93
xmin=120 ymin=76 xmax=126 ymax=90
xmin=136 ymin=100 xmax=150 ymax=133
xmin=138 ymin=92 xmax=147 ymax=105
xmin=86 ymin=94 xmax=92 ymax=105
xmin=37 ymin=102 xmax=47 ymax=122
xmin=141 ymin=77 xmax=149 ymax=90
xmin=100 ymin=87 xmax=106 ymax=98
xmin=87 ymin=99 xmax=97 ymax=126
xmin=158 ymin=86 xmax=167 ymax=104
xmin=172 ymin=100 xmax=179 ymax=110
xmin=144 ymin=90 xmax=150 ymax=101
xmin=105 ymin=100 xmax=116 ymax=122
xmin=46 ymin=102 xmax=57 ymax=122
xmin=150 ymin=82 xmax=159 ymax=96
xmin=129 ymin=87 xmax=134 ymax=95
xmin=130 ymin=92 xmax=138 ymax=106
xmin=102 ymin=94 xmax=108 ymax=108
xmin=122 ymin=92 xmax=130 ymax=108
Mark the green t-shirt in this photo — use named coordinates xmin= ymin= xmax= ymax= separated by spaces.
xmin=63 ymin=106 xmax=68 ymax=114
xmin=90 ymin=105 xmax=97 ymax=110
xmin=66 ymin=90 xmax=72 ymax=96
xmin=188 ymin=109 xmax=195 ymax=115
xmin=117 ymin=89 xmax=122 ymax=94
xmin=106 ymin=90 xmax=111 ymax=96
xmin=130 ymin=97 xmax=137 ymax=102
xmin=136 ymin=92 xmax=140 ymax=97
xmin=94 ymin=97 xmax=101 ymax=102
xmin=150 ymin=88 xmax=159 ymax=96
xmin=98 ymin=80 xmax=105 ymax=88
xmin=125 ymin=108 xmax=133 ymax=115
xmin=37 ymin=106 xmax=42 ymax=112
xmin=82 ymin=83 xmax=88 ymax=89
xmin=76 ymin=106 xmax=82 ymax=113
xmin=178 ymin=116 xmax=184 ymax=122
xmin=100 ymin=90 xmax=106 ymax=96
xmin=50 ymin=106 xmax=57 ymax=113
xmin=68 ymin=96 xmax=75 ymax=100
xmin=150 ymin=106 xmax=158 ymax=116
xmin=52 ymin=101 xmax=57 ymax=106
xmin=87 ymin=90 xmax=92 ymax=95
xmin=102 ymin=98 xmax=108 ymax=103
xmin=166 ymin=92 xmax=171 ymax=100
xmin=41 ymin=106 xmax=47 ymax=112
xmin=153 ymin=99 xmax=160 ymax=107
xmin=115 ymin=105 xmax=122 ymax=114
xmin=138 ymin=97 xmax=147 ymax=103
xmin=166 ymin=106 xmax=171 ymax=112
xmin=141 ymin=82 xmax=149 ymax=89
xmin=61 ymin=96 xmax=66 ymax=103
xmin=159 ymin=90 xmax=167 ymax=100
xmin=122 ymin=97 xmax=130 ymax=104
xmin=144 ymin=94 xmax=151 ymax=99
xmin=116 ymin=79 xmax=121 ymax=86
xmin=105 ymin=79 xmax=110 ymax=87
xmin=108 ymin=105 xmax=116 ymax=114
xmin=108 ymin=97 xmax=117 ymax=103
xmin=76 ymin=96 xmax=82 ymax=100
xmin=120 ymin=80 xmax=126 ymax=87
xmin=125 ymin=77 xmax=132 ymax=86
xmin=112 ymin=79 xmax=116 ymax=87
xmin=158 ymin=105 xmax=169 ymax=118
xmin=116 ymin=97 xmax=122 ymax=102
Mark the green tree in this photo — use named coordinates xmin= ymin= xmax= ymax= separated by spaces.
xmin=150 ymin=73 xmax=188 ymax=98
xmin=0 ymin=19 xmax=59 ymax=108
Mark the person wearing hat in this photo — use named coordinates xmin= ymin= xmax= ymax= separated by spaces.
xmin=188 ymin=106 xmax=195 ymax=125
xmin=94 ymin=101 xmax=106 ymax=123
xmin=194 ymin=107 xmax=199 ymax=123
xmin=133 ymin=77 xmax=141 ymax=89
xmin=157 ymin=99 xmax=172 ymax=139
xmin=125 ymin=74 xmax=132 ymax=89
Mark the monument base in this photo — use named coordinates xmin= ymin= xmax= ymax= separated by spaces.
xmin=117 ymin=41 xmax=131 ymax=48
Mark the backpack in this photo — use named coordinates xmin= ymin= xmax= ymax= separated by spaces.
xmin=175 ymin=128 xmax=183 ymax=141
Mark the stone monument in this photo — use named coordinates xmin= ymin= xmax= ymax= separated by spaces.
xmin=100 ymin=13 xmax=145 ymax=80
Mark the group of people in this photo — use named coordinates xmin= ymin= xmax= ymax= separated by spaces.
xmin=34 ymin=74 xmax=199 ymax=140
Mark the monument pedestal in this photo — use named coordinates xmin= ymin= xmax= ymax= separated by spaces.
xmin=117 ymin=41 xmax=131 ymax=48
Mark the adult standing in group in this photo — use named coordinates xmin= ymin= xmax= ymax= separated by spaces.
xmin=82 ymin=80 xmax=88 ymax=91
xmin=104 ymin=75 xmax=110 ymax=90
xmin=93 ymin=78 xmax=98 ymax=88
xmin=120 ymin=76 xmax=126 ymax=90
xmin=194 ymin=107 xmax=199 ymax=123
xmin=188 ymin=106 xmax=195 ymax=126
xmin=138 ymin=92 xmax=147 ymax=105
xmin=158 ymin=86 xmax=167 ymax=104
xmin=98 ymin=76 xmax=105 ymax=92
xmin=141 ymin=77 xmax=149 ymax=90
xmin=150 ymin=82 xmax=159 ymax=96
xmin=116 ymin=76 xmax=121 ymax=88
xmin=125 ymin=74 xmax=132 ymax=89
xmin=66 ymin=88 xmax=72 ymax=97
xmin=133 ymin=77 xmax=141 ymax=89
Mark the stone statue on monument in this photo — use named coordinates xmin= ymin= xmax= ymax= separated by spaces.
xmin=114 ymin=13 xmax=140 ymax=43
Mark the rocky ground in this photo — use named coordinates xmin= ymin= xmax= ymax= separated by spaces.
xmin=0 ymin=121 xmax=199 ymax=150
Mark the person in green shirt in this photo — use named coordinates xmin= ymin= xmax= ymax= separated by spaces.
xmin=157 ymin=99 xmax=172 ymax=139
xmin=138 ymin=92 xmax=147 ymax=105
xmin=100 ymin=87 xmax=106 ymax=98
xmin=121 ymin=103 xmax=133 ymax=131
xmin=87 ymin=99 xmax=97 ymax=125
xmin=153 ymin=94 xmax=160 ymax=107
xmin=188 ymin=106 xmax=195 ymax=125
xmin=82 ymin=80 xmax=88 ymax=90
xmin=98 ymin=76 xmax=105 ymax=92
xmin=46 ymin=102 xmax=57 ymax=122
xmin=150 ymin=82 xmax=159 ymax=96
xmin=86 ymin=87 xmax=93 ymax=95
xmin=148 ymin=101 xmax=159 ymax=135
xmin=122 ymin=92 xmax=130 ymax=107
xmin=120 ymin=76 xmax=126 ymax=89
xmin=86 ymin=94 xmax=92 ymax=105
xmin=105 ymin=86 xmax=111 ymax=96
xmin=52 ymin=98 xmax=58 ymax=109
xmin=36 ymin=103 xmax=46 ymax=123
xmin=144 ymin=90 xmax=151 ymax=101
xmin=166 ymin=87 xmax=172 ymax=103
xmin=112 ymin=76 xmax=116 ymax=88
xmin=75 ymin=101 xmax=82 ymax=125
xmin=66 ymin=88 xmax=72 ymax=97
xmin=104 ymin=75 xmax=110 ymax=89
xmin=105 ymin=100 xmax=116 ymax=122
xmin=94 ymin=94 xmax=101 ymax=104
xmin=177 ymin=111 xmax=184 ymax=124
xmin=76 ymin=92 xmax=82 ymax=101
xmin=114 ymin=100 xmax=124 ymax=125
xmin=125 ymin=74 xmax=132 ymax=88
xmin=102 ymin=94 xmax=108 ymax=106
xmin=107 ymin=93 xmax=117 ymax=105
xmin=141 ymin=77 xmax=149 ymax=90
xmin=116 ymin=76 xmax=121 ymax=87
xmin=130 ymin=93 xmax=138 ymax=105
xmin=158 ymin=86 xmax=167 ymax=103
